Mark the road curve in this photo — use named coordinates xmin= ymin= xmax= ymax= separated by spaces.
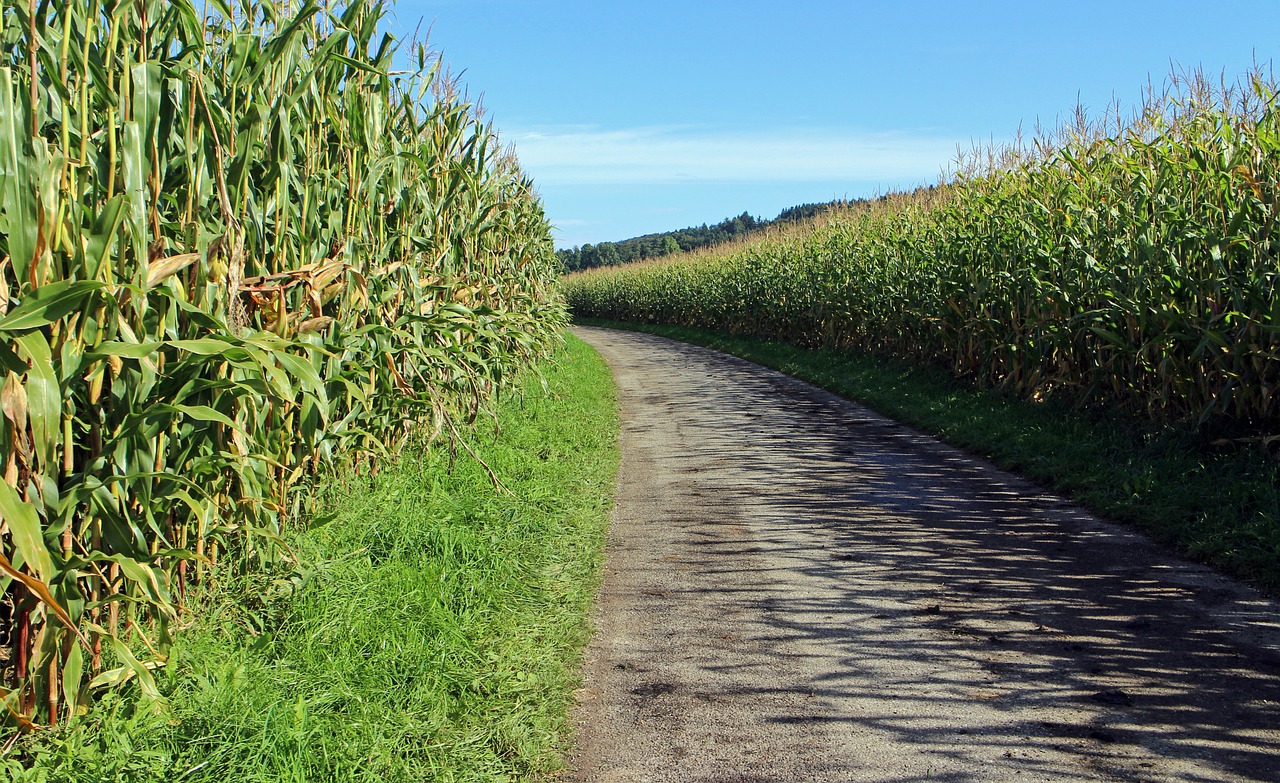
xmin=566 ymin=326 xmax=1280 ymax=783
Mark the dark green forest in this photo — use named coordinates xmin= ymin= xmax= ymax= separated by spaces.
xmin=558 ymin=201 xmax=846 ymax=272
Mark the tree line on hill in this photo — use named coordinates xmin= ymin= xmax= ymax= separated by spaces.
xmin=558 ymin=200 xmax=848 ymax=272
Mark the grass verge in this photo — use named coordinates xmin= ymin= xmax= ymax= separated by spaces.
xmin=576 ymin=318 xmax=1280 ymax=596
xmin=6 ymin=332 xmax=619 ymax=782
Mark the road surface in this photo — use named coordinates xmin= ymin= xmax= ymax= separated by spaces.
xmin=567 ymin=326 xmax=1280 ymax=783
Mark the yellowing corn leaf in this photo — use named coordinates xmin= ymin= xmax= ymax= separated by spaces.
xmin=145 ymin=252 xmax=200 ymax=289
xmin=0 ymin=549 xmax=90 ymax=649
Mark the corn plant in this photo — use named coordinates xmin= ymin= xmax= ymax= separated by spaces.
xmin=566 ymin=69 xmax=1279 ymax=430
xmin=0 ymin=0 xmax=565 ymax=728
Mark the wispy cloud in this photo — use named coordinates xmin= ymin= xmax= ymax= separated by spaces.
xmin=505 ymin=125 xmax=961 ymax=186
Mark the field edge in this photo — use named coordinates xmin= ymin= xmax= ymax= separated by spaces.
xmin=5 ymin=331 xmax=621 ymax=782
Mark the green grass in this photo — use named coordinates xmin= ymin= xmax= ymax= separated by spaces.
xmin=5 ymin=333 xmax=619 ymax=782
xmin=577 ymin=318 xmax=1280 ymax=596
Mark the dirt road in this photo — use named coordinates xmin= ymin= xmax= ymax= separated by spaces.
xmin=566 ymin=326 xmax=1280 ymax=783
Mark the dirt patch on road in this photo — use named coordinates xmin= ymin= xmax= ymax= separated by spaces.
xmin=566 ymin=326 xmax=1280 ymax=782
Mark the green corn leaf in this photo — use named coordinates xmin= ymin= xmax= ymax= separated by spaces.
xmin=85 ymin=195 xmax=129 ymax=280
xmin=62 ymin=642 xmax=84 ymax=716
xmin=169 ymin=337 xmax=239 ymax=355
xmin=0 ymin=342 xmax=27 ymax=374
xmin=94 ymin=553 xmax=170 ymax=609
xmin=88 ymin=340 xmax=163 ymax=360
xmin=0 ymin=280 xmax=103 ymax=333
xmin=131 ymin=62 xmax=161 ymax=156
xmin=122 ymin=120 xmax=147 ymax=283
xmin=92 ymin=634 xmax=167 ymax=710
xmin=166 ymin=403 xmax=239 ymax=430
xmin=15 ymin=332 xmax=59 ymax=471
xmin=0 ymin=67 xmax=35 ymax=283
xmin=0 ymin=481 xmax=53 ymax=581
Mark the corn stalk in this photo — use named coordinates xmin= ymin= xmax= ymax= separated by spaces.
xmin=566 ymin=69 xmax=1279 ymax=431
xmin=0 ymin=0 xmax=565 ymax=727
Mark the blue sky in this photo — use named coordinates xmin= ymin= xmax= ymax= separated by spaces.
xmin=387 ymin=1 xmax=1280 ymax=249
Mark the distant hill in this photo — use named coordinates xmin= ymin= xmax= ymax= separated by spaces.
xmin=558 ymin=200 xmax=850 ymax=273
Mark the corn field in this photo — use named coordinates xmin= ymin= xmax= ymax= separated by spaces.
xmin=0 ymin=0 xmax=565 ymax=728
xmin=567 ymin=70 xmax=1280 ymax=431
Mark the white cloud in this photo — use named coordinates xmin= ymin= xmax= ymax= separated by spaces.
xmin=504 ymin=125 xmax=961 ymax=186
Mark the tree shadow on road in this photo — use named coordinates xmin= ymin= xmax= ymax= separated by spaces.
xmin=641 ymin=342 xmax=1280 ymax=782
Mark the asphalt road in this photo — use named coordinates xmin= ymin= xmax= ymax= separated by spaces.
xmin=566 ymin=326 xmax=1280 ymax=783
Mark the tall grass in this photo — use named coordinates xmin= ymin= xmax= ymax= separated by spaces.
xmin=567 ymin=69 xmax=1279 ymax=433
xmin=0 ymin=0 xmax=564 ymax=728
